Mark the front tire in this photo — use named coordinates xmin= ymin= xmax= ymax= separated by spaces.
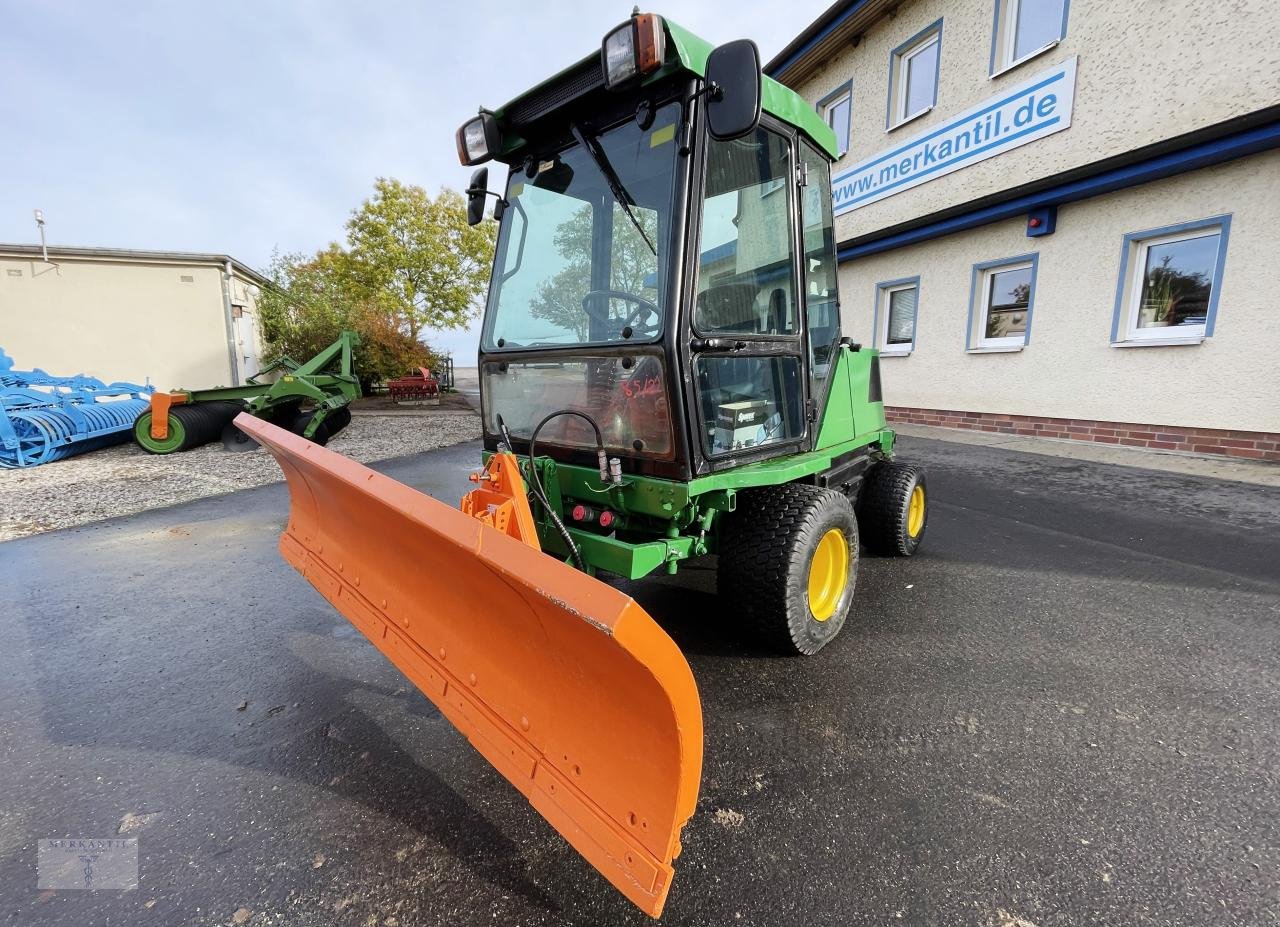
xmin=718 ymin=484 xmax=859 ymax=655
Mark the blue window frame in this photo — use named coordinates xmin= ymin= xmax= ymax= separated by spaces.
xmin=816 ymin=81 xmax=853 ymax=157
xmin=873 ymin=276 xmax=921 ymax=355
xmin=1110 ymin=216 xmax=1230 ymax=347
xmin=989 ymin=0 xmax=1070 ymax=76
xmin=887 ymin=19 xmax=943 ymax=130
xmin=966 ymin=253 xmax=1039 ymax=352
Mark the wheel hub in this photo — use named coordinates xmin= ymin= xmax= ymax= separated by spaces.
xmin=806 ymin=528 xmax=849 ymax=621
xmin=907 ymin=484 xmax=925 ymax=537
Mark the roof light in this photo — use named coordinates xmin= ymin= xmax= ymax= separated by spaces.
xmin=601 ymin=13 xmax=666 ymax=90
xmin=456 ymin=112 xmax=500 ymax=166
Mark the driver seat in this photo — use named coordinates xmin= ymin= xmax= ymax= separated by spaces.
xmin=696 ymin=282 xmax=760 ymax=334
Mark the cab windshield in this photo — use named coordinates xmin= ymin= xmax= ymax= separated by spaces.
xmin=482 ymin=101 xmax=681 ymax=350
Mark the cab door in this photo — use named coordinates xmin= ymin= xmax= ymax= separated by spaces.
xmin=686 ymin=120 xmax=808 ymax=472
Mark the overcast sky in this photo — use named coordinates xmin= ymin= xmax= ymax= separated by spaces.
xmin=2 ymin=1 xmax=831 ymax=359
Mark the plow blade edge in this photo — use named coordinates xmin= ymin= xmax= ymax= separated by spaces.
xmin=236 ymin=414 xmax=703 ymax=917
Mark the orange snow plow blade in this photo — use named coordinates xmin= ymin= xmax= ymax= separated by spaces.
xmin=235 ymin=414 xmax=703 ymax=917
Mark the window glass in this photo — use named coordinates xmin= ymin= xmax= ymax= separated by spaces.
xmin=887 ymin=287 xmax=917 ymax=345
xmin=823 ymin=93 xmax=851 ymax=157
xmin=482 ymin=355 xmax=673 ymax=458
xmin=482 ymin=102 xmax=679 ymax=349
xmin=800 ymin=145 xmax=840 ymax=389
xmin=1013 ymin=0 xmax=1066 ymax=61
xmin=696 ymin=128 xmax=797 ymax=336
xmin=904 ymin=39 xmax=940 ymax=119
xmin=984 ymin=265 xmax=1031 ymax=339
xmin=696 ymin=355 xmax=804 ymax=456
xmin=1136 ymin=232 xmax=1219 ymax=329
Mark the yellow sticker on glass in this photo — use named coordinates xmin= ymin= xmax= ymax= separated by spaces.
xmin=509 ymin=182 xmax=525 ymax=198
xmin=649 ymin=124 xmax=676 ymax=148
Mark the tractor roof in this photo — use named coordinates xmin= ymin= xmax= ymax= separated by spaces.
xmin=490 ymin=16 xmax=839 ymax=161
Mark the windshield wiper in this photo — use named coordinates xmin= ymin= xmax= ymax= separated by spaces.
xmin=570 ymin=122 xmax=657 ymax=256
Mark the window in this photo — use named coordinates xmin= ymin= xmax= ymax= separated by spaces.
xmin=800 ymin=144 xmax=841 ymax=393
xmin=482 ymin=103 xmax=679 ymax=350
xmin=694 ymin=125 xmax=806 ymax=459
xmin=990 ymin=0 xmax=1069 ymax=75
xmin=696 ymin=355 xmax=805 ymax=456
xmin=887 ymin=20 xmax=942 ymax=129
xmin=695 ymin=128 xmax=796 ymax=336
xmin=967 ymin=254 xmax=1038 ymax=352
xmin=874 ymin=278 xmax=920 ymax=356
xmin=817 ymin=82 xmax=852 ymax=157
xmin=1111 ymin=217 xmax=1230 ymax=347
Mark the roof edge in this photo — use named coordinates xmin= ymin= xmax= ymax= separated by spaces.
xmin=0 ymin=244 xmax=270 ymax=286
xmin=765 ymin=0 xmax=895 ymax=85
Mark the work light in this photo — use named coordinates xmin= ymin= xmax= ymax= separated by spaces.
xmin=601 ymin=12 xmax=666 ymax=90
xmin=456 ymin=112 xmax=500 ymax=166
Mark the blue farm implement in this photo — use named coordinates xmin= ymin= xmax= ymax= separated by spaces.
xmin=0 ymin=348 xmax=152 ymax=468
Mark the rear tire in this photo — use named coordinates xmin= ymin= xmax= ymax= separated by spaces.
xmin=718 ymin=484 xmax=859 ymax=655
xmin=858 ymin=461 xmax=928 ymax=556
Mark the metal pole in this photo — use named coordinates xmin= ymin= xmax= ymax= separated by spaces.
xmin=33 ymin=210 xmax=48 ymax=263
xmin=221 ymin=260 xmax=242 ymax=386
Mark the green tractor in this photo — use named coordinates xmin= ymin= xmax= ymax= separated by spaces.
xmin=453 ymin=13 xmax=929 ymax=654
xmin=240 ymin=12 xmax=930 ymax=916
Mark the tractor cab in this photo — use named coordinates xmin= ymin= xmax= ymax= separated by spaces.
xmin=459 ymin=13 xmax=843 ymax=481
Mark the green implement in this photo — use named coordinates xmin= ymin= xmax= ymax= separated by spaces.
xmin=133 ymin=330 xmax=361 ymax=453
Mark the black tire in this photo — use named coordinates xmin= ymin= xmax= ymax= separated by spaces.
xmin=858 ymin=461 xmax=928 ymax=556
xmin=718 ymin=484 xmax=859 ymax=655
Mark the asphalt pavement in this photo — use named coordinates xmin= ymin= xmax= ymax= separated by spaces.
xmin=2 ymin=436 xmax=1278 ymax=926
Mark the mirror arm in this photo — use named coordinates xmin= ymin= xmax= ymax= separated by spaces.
xmin=466 ymin=187 xmax=509 ymax=221
xmin=684 ymin=79 xmax=723 ymax=107
xmin=677 ymin=80 xmax=724 ymax=156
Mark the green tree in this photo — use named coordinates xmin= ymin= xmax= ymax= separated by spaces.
xmin=258 ymin=178 xmax=496 ymax=387
xmin=346 ymin=178 xmax=497 ymax=343
xmin=258 ymin=246 xmax=438 ymax=393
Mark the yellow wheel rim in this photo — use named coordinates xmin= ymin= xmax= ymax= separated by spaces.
xmin=907 ymin=484 xmax=926 ymax=537
xmin=807 ymin=528 xmax=850 ymax=622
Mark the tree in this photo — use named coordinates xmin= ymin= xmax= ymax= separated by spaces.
xmin=258 ymin=247 xmax=441 ymax=393
xmin=257 ymin=178 xmax=496 ymax=388
xmin=345 ymin=178 xmax=497 ymax=343
xmin=528 ymin=203 xmax=659 ymax=341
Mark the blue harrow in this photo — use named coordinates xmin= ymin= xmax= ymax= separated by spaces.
xmin=0 ymin=348 xmax=153 ymax=468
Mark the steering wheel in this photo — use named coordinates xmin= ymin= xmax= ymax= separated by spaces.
xmin=581 ymin=289 xmax=661 ymax=338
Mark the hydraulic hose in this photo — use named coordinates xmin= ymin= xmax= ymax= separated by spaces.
xmin=508 ymin=410 xmax=609 ymax=573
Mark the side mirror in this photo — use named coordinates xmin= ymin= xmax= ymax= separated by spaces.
xmin=705 ymin=39 xmax=762 ymax=141
xmin=466 ymin=167 xmax=488 ymax=226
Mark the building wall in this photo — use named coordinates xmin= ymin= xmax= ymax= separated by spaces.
xmin=795 ymin=0 xmax=1280 ymax=239
xmin=838 ymin=150 xmax=1280 ymax=432
xmin=0 ymin=257 xmax=255 ymax=390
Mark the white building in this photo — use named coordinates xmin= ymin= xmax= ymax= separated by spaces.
xmin=1 ymin=245 xmax=267 ymax=390
xmin=767 ymin=0 xmax=1280 ymax=461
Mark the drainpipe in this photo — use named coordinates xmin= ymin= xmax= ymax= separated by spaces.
xmin=220 ymin=260 xmax=242 ymax=385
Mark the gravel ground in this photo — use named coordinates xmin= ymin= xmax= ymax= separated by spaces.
xmin=0 ymin=410 xmax=480 ymax=541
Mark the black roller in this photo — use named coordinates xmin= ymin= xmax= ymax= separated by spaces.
xmin=168 ymin=401 xmax=244 ymax=451
xmin=290 ymin=405 xmax=352 ymax=447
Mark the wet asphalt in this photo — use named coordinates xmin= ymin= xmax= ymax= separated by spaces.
xmin=1 ymin=436 xmax=1278 ymax=927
